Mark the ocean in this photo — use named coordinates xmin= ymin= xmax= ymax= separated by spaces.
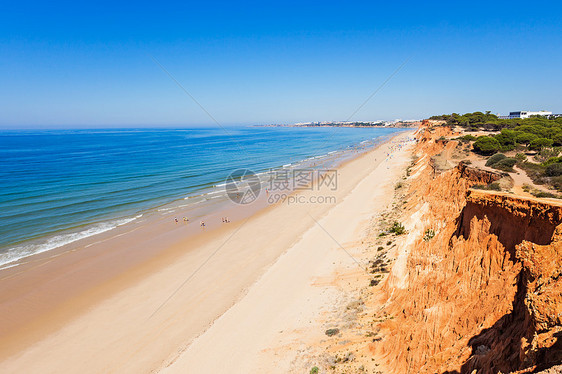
xmin=0 ymin=126 xmax=404 ymax=267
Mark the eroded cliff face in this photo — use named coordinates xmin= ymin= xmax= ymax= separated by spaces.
xmin=375 ymin=124 xmax=562 ymax=373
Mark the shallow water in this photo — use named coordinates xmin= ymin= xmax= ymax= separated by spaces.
xmin=0 ymin=126 xmax=403 ymax=265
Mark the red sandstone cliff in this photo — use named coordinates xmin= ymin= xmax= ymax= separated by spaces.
xmin=374 ymin=123 xmax=562 ymax=373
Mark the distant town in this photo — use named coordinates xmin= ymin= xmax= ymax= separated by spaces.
xmin=259 ymin=111 xmax=561 ymax=128
xmin=259 ymin=119 xmax=421 ymax=128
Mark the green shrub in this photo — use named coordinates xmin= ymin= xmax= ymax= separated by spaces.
xmin=423 ymin=229 xmax=435 ymax=241
xmin=553 ymin=133 xmax=562 ymax=146
xmin=456 ymin=134 xmax=477 ymax=142
xmin=532 ymin=191 xmax=559 ymax=199
xmin=310 ymin=367 xmax=319 ymax=374
xmin=516 ymin=132 xmax=538 ymax=145
xmin=499 ymin=158 xmax=517 ymax=167
xmin=491 ymin=158 xmax=517 ymax=172
xmin=473 ymin=136 xmax=500 ymax=155
xmin=551 ymin=176 xmax=562 ymax=191
xmin=325 ymin=328 xmax=339 ymax=337
xmin=539 ymin=147 xmax=561 ymax=161
xmin=472 ymin=182 xmax=501 ymax=191
xmin=495 ymin=129 xmax=517 ymax=147
xmin=500 ymin=143 xmax=516 ymax=152
xmin=542 ymin=156 xmax=562 ymax=166
xmin=514 ymin=153 xmax=527 ymax=162
xmin=389 ymin=222 xmax=406 ymax=235
xmin=485 ymin=153 xmax=506 ymax=166
xmin=546 ymin=163 xmax=562 ymax=177
xmin=530 ymin=138 xmax=554 ymax=150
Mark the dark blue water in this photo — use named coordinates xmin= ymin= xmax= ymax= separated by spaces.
xmin=0 ymin=126 xmax=403 ymax=266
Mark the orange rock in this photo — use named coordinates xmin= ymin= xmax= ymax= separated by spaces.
xmin=371 ymin=124 xmax=562 ymax=373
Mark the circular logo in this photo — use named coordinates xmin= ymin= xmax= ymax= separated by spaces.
xmin=225 ymin=169 xmax=261 ymax=204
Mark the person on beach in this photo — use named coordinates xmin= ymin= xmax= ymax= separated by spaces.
xmin=183 ymin=217 xmax=188 ymax=222
xmin=174 ymin=218 xmax=178 ymax=224
xmin=200 ymin=220 xmax=205 ymax=227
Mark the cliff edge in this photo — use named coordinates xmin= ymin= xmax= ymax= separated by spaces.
xmin=373 ymin=123 xmax=562 ymax=373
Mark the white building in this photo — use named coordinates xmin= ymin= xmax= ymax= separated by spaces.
xmin=505 ymin=110 xmax=552 ymax=119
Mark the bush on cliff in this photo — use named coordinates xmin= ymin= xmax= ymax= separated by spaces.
xmin=433 ymin=112 xmax=562 ymax=153
xmin=491 ymin=158 xmax=517 ymax=172
xmin=472 ymin=182 xmax=502 ymax=191
xmin=456 ymin=134 xmax=477 ymax=142
xmin=389 ymin=222 xmax=406 ymax=235
xmin=515 ymin=132 xmax=538 ymax=145
xmin=553 ymin=133 xmax=562 ymax=146
xmin=485 ymin=153 xmax=507 ymax=166
xmin=473 ymin=136 xmax=500 ymax=155
xmin=423 ymin=229 xmax=436 ymax=241
xmin=529 ymin=137 xmax=554 ymax=151
xmin=545 ymin=163 xmax=562 ymax=177
xmin=515 ymin=153 xmax=527 ymax=162
xmin=550 ymin=176 xmax=562 ymax=191
xmin=542 ymin=156 xmax=562 ymax=166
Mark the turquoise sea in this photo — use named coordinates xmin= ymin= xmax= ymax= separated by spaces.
xmin=0 ymin=126 xmax=404 ymax=266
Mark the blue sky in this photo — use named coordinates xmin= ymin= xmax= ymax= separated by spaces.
xmin=1 ymin=0 xmax=561 ymax=128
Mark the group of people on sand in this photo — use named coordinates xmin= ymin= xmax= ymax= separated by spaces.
xmin=174 ymin=216 xmax=229 ymax=227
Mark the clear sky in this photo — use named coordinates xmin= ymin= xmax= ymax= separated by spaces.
xmin=1 ymin=0 xmax=561 ymax=128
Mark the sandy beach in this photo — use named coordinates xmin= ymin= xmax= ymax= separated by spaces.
xmin=0 ymin=131 xmax=414 ymax=373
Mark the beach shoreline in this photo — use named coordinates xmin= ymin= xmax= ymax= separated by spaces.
xmin=0 ymin=127 xmax=401 ymax=270
xmin=0 ymin=130 xmax=415 ymax=373
xmin=0 ymin=131 xmax=400 ymax=356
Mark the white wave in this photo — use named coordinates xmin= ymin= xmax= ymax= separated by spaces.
xmin=0 ymin=215 xmax=142 ymax=269
xmin=205 ymin=190 xmax=224 ymax=196
xmin=158 ymin=207 xmax=175 ymax=212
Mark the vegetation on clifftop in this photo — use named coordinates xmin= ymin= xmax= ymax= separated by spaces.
xmin=432 ymin=111 xmax=562 ymax=153
xmin=434 ymin=112 xmax=562 ymax=192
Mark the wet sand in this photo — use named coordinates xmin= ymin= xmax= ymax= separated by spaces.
xmin=0 ymin=131 xmax=414 ymax=373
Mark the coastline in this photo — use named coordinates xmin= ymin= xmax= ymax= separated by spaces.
xmin=0 ymin=131 xmax=415 ymax=373
xmin=0 ymin=130 xmax=395 ymax=271
xmin=159 ymin=132 xmax=416 ymax=373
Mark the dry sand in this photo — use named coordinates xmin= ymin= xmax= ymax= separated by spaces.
xmin=0 ymin=131 xmax=414 ymax=373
